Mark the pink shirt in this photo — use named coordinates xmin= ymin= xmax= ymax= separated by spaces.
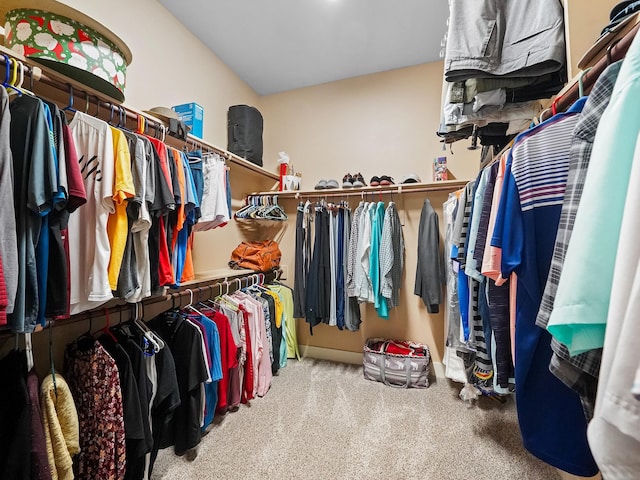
xmin=482 ymin=152 xmax=508 ymax=281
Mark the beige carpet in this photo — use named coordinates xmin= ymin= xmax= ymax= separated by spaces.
xmin=152 ymin=358 xmax=560 ymax=480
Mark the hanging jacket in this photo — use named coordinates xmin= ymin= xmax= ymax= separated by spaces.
xmin=414 ymin=199 xmax=443 ymax=313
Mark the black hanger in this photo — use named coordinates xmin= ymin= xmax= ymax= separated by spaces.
xmin=76 ymin=311 xmax=96 ymax=350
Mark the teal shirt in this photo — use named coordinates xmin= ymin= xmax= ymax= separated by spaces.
xmin=370 ymin=201 xmax=388 ymax=319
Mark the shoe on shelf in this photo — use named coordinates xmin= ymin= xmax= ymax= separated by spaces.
xmin=370 ymin=176 xmax=381 ymax=187
xmin=314 ymin=179 xmax=328 ymax=190
xmin=342 ymin=173 xmax=354 ymax=188
xmin=379 ymin=175 xmax=395 ymax=186
xmin=325 ymin=179 xmax=340 ymax=189
xmin=400 ymin=173 xmax=421 ymax=184
xmin=352 ymin=173 xmax=366 ymax=187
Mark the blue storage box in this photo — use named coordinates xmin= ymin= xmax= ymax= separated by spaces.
xmin=172 ymin=102 xmax=204 ymax=138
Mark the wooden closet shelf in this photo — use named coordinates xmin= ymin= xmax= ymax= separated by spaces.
xmin=0 ymin=47 xmax=279 ymax=182
xmin=253 ymin=180 xmax=469 ymax=199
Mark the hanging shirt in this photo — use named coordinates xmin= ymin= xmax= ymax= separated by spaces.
xmin=0 ymin=88 xmax=19 ymax=319
xmin=145 ymin=137 xmax=174 ymax=288
xmin=329 ymin=208 xmax=337 ymax=326
xmin=370 ymin=201 xmax=388 ymax=318
xmin=380 ymin=202 xmax=404 ymax=309
xmin=465 ymin=167 xmax=491 ymax=280
xmin=64 ymin=340 xmax=126 ymax=480
xmin=107 ymin=127 xmax=136 ymax=291
xmin=10 ymin=94 xmax=58 ymax=331
xmin=356 ymin=203 xmax=374 ymax=303
xmin=149 ymin=313 xmax=209 ymax=455
xmin=122 ymin=133 xmax=152 ymax=302
xmin=535 ymin=61 xmax=621 ymax=418
xmin=68 ymin=112 xmax=115 ymax=314
xmin=336 ymin=208 xmax=345 ymax=328
xmin=481 ymin=153 xmax=509 ymax=280
xmin=41 ymin=102 xmax=69 ymax=323
xmin=492 ymin=97 xmax=598 ymax=477
xmin=192 ymin=154 xmax=229 ymax=231
xmin=293 ymin=204 xmax=307 ymax=318
xmin=346 ymin=201 xmax=364 ymax=299
xmin=587 ymin=130 xmax=640 ymax=479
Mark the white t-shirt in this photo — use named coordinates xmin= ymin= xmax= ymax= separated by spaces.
xmin=68 ymin=112 xmax=114 ymax=314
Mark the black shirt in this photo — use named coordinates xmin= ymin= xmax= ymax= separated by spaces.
xmin=150 ymin=312 xmax=208 ymax=454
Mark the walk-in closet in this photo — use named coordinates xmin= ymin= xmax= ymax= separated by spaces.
xmin=0 ymin=1 xmax=638 ymax=479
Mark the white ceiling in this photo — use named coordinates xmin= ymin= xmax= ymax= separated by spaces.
xmin=159 ymin=0 xmax=450 ymax=95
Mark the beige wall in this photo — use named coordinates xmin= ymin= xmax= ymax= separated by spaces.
xmin=261 ymin=61 xmax=479 ymax=182
xmin=563 ymin=0 xmax=620 ymax=78
xmin=259 ymin=62 xmax=481 ymax=362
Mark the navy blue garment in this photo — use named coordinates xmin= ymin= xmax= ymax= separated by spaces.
xmin=336 ymin=208 xmax=345 ymax=329
xmin=305 ymin=207 xmax=330 ymax=331
xmin=492 ymin=97 xmax=597 ymax=477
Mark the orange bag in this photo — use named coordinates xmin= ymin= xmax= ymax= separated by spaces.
xmin=229 ymin=240 xmax=282 ymax=272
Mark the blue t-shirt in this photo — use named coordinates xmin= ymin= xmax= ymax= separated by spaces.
xmin=491 ymin=97 xmax=598 ymax=477
xmin=194 ymin=314 xmax=222 ymax=430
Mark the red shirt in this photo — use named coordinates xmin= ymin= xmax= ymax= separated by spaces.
xmin=206 ymin=311 xmax=238 ymax=413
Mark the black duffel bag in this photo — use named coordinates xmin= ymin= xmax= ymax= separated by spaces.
xmin=227 ymin=105 xmax=263 ymax=166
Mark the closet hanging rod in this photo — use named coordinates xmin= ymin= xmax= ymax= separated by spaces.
xmin=0 ymin=271 xmax=276 ymax=339
xmin=543 ymin=22 xmax=639 ymax=120
xmin=256 ymin=180 xmax=468 ymax=199
xmin=0 ymin=49 xmax=279 ymax=181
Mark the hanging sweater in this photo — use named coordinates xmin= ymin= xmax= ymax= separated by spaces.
xmin=40 ymin=373 xmax=79 ymax=480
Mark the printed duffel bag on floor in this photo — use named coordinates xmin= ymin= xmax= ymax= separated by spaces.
xmin=363 ymin=338 xmax=431 ymax=388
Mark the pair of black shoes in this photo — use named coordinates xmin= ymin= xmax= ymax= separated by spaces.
xmin=369 ymin=175 xmax=394 ymax=186
xmin=342 ymin=173 xmax=366 ymax=188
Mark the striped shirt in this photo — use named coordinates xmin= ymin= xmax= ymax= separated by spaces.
xmin=491 ymin=97 xmax=598 ymax=476
xmin=535 ymin=61 xmax=621 ymax=420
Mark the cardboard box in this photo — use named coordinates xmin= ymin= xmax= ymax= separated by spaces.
xmin=172 ymin=102 xmax=204 ymax=138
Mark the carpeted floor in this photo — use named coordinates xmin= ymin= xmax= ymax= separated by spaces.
xmin=152 ymin=358 xmax=560 ymax=480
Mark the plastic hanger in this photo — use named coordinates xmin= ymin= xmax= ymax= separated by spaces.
xmin=15 ymin=60 xmax=35 ymax=97
xmin=183 ymin=288 xmax=208 ymax=318
xmin=131 ymin=303 xmax=163 ymax=353
xmin=2 ymin=55 xmax=22 ymax=96
xmin=48 ymin=320 xmax=57 ymax=397
xmin=578 ymin=68 xmax=592 ymax=98
xmin=100 ymin=308 xmax=119 ymax=343
xmin=62 ymin=84 xmax=77 ymax=115
xmin=108 ymin=103 xmax=116 ymax=125
xmin=262 ymin=195 xmax=288 ymax=220
xmin=76 ymin=311 xmax=96 ymax=350
xmin=25 ymin=333 xmax=34 ymax=371
xmin=93 ymin=95 xmax=100 ymax=117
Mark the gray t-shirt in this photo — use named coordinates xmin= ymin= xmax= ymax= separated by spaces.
xmin=9 ymin=94 xmax=57 ymax=332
